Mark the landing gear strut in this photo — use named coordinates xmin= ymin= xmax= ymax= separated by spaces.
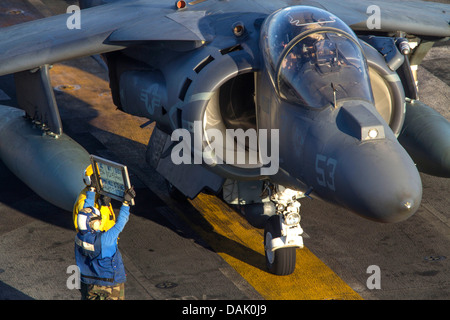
xmin=264 ymin=187 xmax=304 ymax=275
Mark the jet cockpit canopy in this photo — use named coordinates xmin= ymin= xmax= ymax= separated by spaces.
xmin=261 ymin=6 xmax=374 ymax=109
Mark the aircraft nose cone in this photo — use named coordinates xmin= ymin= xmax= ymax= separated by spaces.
xmin=333 ymin=139 xmax=422 ymax=223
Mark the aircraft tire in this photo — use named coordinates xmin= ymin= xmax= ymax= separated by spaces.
xmin=264 ymin=215 xmax=296 ymax=276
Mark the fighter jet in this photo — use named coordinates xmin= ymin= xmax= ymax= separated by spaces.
xmin=0 ymin=0 xmax=449 ymax=275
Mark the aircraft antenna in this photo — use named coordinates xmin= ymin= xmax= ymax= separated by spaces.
xmin=331 ymin=83 xmax=338 ymax=108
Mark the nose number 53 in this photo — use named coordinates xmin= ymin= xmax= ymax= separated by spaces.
xmin=315 ymin=154 xmax=337 ymax=191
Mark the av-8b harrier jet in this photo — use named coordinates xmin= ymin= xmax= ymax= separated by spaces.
xmin=0 ymin=0 xmax=449 ymax=275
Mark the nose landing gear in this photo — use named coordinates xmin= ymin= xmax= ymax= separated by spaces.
xmin=264 ymin=187 xmax=304 ymax=275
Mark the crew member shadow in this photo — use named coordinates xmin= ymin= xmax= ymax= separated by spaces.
xmin=0 ymin=281 xmax=33 ymax=300
xmin=128 ymin=183 xmax=269 ymax=273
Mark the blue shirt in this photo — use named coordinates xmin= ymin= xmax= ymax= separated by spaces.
xmin=83 ymin=190 xmax=130 ymax=257
xmin=75 ymin=190 xmax=130 ymax=285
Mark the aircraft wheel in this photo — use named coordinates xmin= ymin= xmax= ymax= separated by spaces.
xmin=264 ymin=215 xmax=296 ymax=275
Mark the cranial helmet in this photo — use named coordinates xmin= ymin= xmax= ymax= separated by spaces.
xmin=77 ymin=206 xmax=101 ymax=233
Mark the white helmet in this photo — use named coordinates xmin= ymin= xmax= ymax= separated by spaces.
xmin=77 ymin=207 xmax=101 ymax=233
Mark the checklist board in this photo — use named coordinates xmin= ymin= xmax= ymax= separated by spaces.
xmin=90 ymin=155 xmax=134 ymax=205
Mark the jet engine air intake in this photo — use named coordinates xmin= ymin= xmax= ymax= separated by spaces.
xmin=360 ymin=40 xmax=406 ymax=136
xmin=175 ymin=42 xmax=268 ymax=180
xmin=114 ymin=29 xmax=267 ymax=179
xmin=203 ymin=72 xmax=261 ymax=168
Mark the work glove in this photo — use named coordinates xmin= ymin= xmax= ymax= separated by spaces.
xmin=124 ymin=186 xmax=136 ymax=203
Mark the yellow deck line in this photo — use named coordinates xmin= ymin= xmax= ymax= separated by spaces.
xmin=187 ymin=194 xmax=362 ymax=300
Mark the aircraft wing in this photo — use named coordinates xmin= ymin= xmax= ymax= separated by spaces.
xmin=0 ymin=0 xmax=210 ymax=77
xmin=304 ymin=0 xmax=450 ymax=37
xmin=1 ymin=0 xmax=448 ymax=78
